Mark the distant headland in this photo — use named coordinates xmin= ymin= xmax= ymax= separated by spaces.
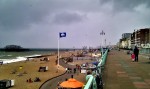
xmin=0 ymin=45 xmax=30 ymax=52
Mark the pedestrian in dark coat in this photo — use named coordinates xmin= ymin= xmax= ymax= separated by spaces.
xmin=134 ymin=46 xmax=139 ymax=62
xmin=73 ymin=68 xmax=76 ymax=74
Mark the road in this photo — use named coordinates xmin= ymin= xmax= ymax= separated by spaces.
xmin=40 ymin=59 xmax=76 ymax=89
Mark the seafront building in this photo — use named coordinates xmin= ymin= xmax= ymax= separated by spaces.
xmin=119 ymin=33 xmax=132 ymax=49
xmin=118 ymin=28 xmax=150 ymax=53
xmin=131 ymin=28 xmax=150 ymax=48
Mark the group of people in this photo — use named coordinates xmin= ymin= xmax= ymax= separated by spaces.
xmin=26 ymin=77 xmax=41 ymax=83
xmin=131 ymin=46 xmax=139 ymax=62
xmin=66 ymin=67 xmax=77 ymax=74
xmin=65 ymin=64 xmax=82 ymax=74
xmin=86 ymin=69 xmax=103 ymax=89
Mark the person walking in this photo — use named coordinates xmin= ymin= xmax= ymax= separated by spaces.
xmin=131 ymin=53 xmax=135 ymax=62
xmin=134 ymin=46 xmax=139 ymax=62
xmin=73 ymin=68 xmax=76 ymax=74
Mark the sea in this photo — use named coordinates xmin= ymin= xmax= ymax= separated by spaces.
xmin=0 ymin=48 xmax=70 ymax=64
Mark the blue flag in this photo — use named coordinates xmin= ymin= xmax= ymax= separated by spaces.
xmin=59 ymin=32 xmax=66 ymax=38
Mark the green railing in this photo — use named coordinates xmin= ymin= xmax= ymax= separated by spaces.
xmin=84 ymin=49 xmax=108 ymax=89
xmin=101 ymin=49 xmax=108 ymax=66
xmin=84 ymin=75 xmax=93 ymax=89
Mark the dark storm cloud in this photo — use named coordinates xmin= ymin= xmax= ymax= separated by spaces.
xmin=1 ymin=0 xmax=150 ymax=31
xmin=0 ymin=0 xmax=51 ymax=31
xmin=0 ymin=0 xmax=93 ymax=31
xmin=0 ymin=0 xmax=150 ymax=48
xmin=52 ymin=12 xmax=85 ymax=25
xmin=100 ymin=0 xmax=150 ymax=12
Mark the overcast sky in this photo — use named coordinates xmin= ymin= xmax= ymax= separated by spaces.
xmin=0 ymin=0 xmax=150 ymax=48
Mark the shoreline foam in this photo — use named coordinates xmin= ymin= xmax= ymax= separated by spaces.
xmin=0 ymin=54 xmax=42 ymax=64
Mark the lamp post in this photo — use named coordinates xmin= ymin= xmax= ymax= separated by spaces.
xmin=100 ymin=30 xmax=105 ymax=58
xmin=134 ymin=30 xmax=136 ymax=46
xmin=105 ymin=39 xmax=106 ymax=48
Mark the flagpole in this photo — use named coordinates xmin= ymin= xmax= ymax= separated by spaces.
xmin=102 ymin=34 xmax=103 ymax=57
xmin=57 ymin=32 xmax=66 ymax=69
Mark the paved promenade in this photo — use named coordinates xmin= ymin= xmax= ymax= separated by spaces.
xmin=103 ymin=50 xmax=150 ymax=89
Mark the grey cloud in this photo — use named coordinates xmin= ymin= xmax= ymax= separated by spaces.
xmin=0 ymin=0 xmax=150 ymax=48
xmin=0 ymin=0 xmax=150 ymax=31
xmin=52 ymin=12 xmax=85 ymax=25
xmin=99 ymin=0 xmax=150 ymax=12
xmin=0 ymin=0 xmax=51 ymax=31
xmin=0 ymin=0 xmax=93 ymax=31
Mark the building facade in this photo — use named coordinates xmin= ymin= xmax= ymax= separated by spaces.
xmin=130 ymin=28 xmax=150 ymax=48
xmin=122 ymin=33 xmax=132 ymax=39
xmin=119 ymin=28 xmax=150 ymax=50
xmin=119 ymin=33 xmax=132 ymax=49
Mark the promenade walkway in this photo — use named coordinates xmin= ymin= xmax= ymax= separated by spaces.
xmin=103 ymin=50 xmax=150 ymax=89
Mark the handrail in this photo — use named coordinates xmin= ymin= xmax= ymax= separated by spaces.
xmin=84 ymin=75 xmax=93 ymax=89
xmin=101 ymin=49 xmax=108 ymax=66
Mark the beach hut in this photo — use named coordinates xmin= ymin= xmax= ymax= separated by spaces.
xmin=0 ymin=79 xmax=15 ymax=89
xmin=38 ymin=66 xmax=48 ymax=72
xmin=60 ymin=78 xmax=84 ymax=89
xmin=0 ymin=61 xmax=3 ymax=65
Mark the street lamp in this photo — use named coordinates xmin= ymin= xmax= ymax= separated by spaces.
xmin=100 ymin=30 xmax=105 ymax=57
